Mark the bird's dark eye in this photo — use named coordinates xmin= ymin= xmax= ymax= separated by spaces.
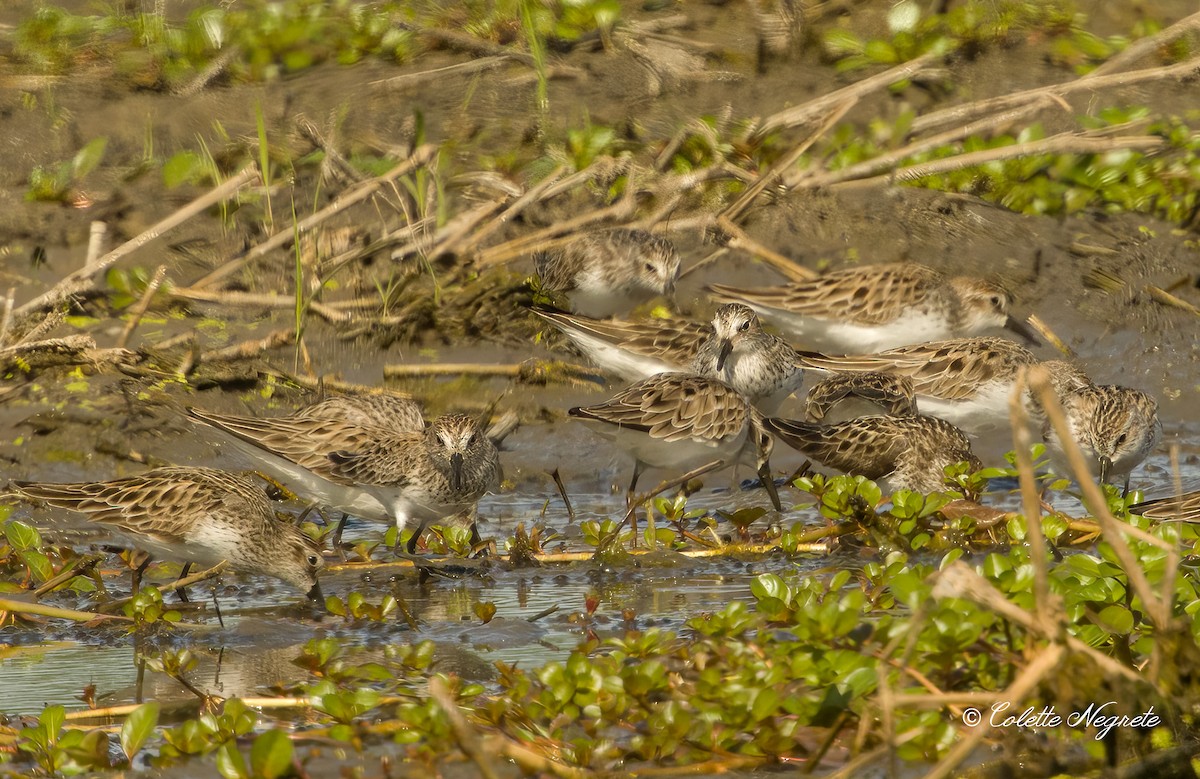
xmin=1116 ymin=433 xmax=1128 ymax=446
xmin=468 ymin=433 xmax=478 ymax=447
xmin=739 ymin=320 xmax=750 ymax=331
xmin=644 ymin=262 xmax=656 ymax=273
xmin=307 ymin=554 xmax=320 ymax=566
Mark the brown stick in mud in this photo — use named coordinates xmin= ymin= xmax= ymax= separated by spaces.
xmin=752 ymin=52 xmax=940 ymax=140
xmin=202 ymin=329 xmax=295 ymax=363
xmin=910 ymin=55 xmax=1200 ymax=135
xmin=15 ymin=168 xmax=260 ymax=322
xmin=170 ymin=286 xmax=351 ymax=325
xmin=383 ymin=360 xmax=601 ymax=387
xmin=716 ymin=216 xmax=815 ymax=282
xmin=723 ymin=98 xmax=856 ymax=222
xmin=192 ymin=145 xmax=438 ymax=289
xmin=831 ymin=133 xmax=1163 ymax=189
xmin=115 ymin=264 xmax=168 ymax=349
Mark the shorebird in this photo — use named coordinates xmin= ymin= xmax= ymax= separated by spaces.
xmin=707 ymin=262 xmax=1038 ymax=351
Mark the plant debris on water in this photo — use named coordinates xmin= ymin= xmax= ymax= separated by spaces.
xmin=0 ymin=0 xmax=1197 ymax=776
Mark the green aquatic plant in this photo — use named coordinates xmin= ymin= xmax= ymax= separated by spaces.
xmin=820 ymin=0 xmax=1078 ymax=73
xmin=25 ymin=137 xmax=107 ymax=204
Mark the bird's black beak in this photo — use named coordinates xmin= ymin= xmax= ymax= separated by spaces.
xmin=450 ymin=452 xmax=465 ymax=492
xmin=1004 ymin=314 xmax=1041 ymax=346
xmin=1099 ymin=455 xmax=1112 ymax=486
xmin=716 ymin=338 xmax=734 ymax=371
xmin=306 ymin=579 xmax=324 ymax=605
xmin=758 ymin=462 xmax=782 ymax=512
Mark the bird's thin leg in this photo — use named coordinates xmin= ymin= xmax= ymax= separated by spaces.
xmin=405 ymin=518 xmax=431 ymax=556
xmin=332 ymin=513 xmax=350 ymax=561
xmin=211 ymin=588 xmax=225 ymax=629
xmin=627 ymin=461 xmax=645 ymax=547
xmin=131 ymin=556 xmax=152 ymax=595
xmin=549 ymin=468 xmax=576 ymax=522
xmin=173 ymin=563 xmax=193 ymax=603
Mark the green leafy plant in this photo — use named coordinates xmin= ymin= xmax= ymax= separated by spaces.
xmin=26 ymin=137 xmax=107 ymax=203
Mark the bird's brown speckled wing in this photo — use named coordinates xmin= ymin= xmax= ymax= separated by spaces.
xmin=707 ymin=264 xmax=944 ymax=325
xmin=804 ymin=372 xmax=918 ymax=420
xmin=569 ymin=374 xmax=749 ymax=443
xmin=795 ymin=338 xmax=1037 ymax=400
xmin=11 ymin=466 xmax=264 ymax=543
xmin=1129 ymin=490 xmax=1200 ymax=521
xmin=532 ymin=307 xmax=710 ymax=362
xmin=188 ymin=407 xmax=419 ymax=484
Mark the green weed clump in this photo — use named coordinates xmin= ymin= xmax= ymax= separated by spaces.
xmin=12 ymin=0 xmax=623 ymax=87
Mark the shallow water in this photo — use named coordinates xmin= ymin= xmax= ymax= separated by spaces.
xmin=1 ymin=412 xmax=1191 ymax=716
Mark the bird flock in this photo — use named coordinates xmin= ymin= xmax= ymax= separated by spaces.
xmin=5 ymin=227 xmax=1174 ymax=602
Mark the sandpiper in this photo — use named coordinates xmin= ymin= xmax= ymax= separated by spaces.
xmin=10 ymin=466 xmax=324 ymax=599
xmin=764 ymin=414 xmax=982 ymax=493
xmin=535 ymin=304 xmax=803 ymax=413
xmin=794 ymin=338 xmax=1090 ymax=435
xmin=803 ymin=372 xmax=918 ymax=423
xmin=1042 ymin=383 xmax=1160 ymax=493
xmin=568 ymin=373 xmax=782 ymax=511
xmin=188 ymin=409 xmax=500 ymax=553
xmin=535 ymin=229 xmax=680 ymax=317
xmin=707 ymin=262 xmax=1038 ymax=351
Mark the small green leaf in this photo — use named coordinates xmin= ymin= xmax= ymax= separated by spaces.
xmin=120 ymin=701 xmax=160 ymax=762
xmin=5 ymin=520 xmax=42 ymax=551
xmin=72 ymin=137 xmax=108 ymax=179
xmin=39 ymin=704 xmax=65 ymax=737
xmin=473 ymin=601 xmax=496 ymax=624
xmin=1097 ymin=604 xmax=1135 ymax=635
xmin=215 ymin=740 xmax=249 ymax=779
xmin=249 ymin=729 xmax=293 ymax=779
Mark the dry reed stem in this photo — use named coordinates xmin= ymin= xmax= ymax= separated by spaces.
xmin=480 ymin=733 xmax=593 ymax=779
xmin=457 ymin=165 xmax=567 ymax=254
xmin=0 ymin=287 xmax=14 ymax=348
xmin=0 ymin=597 xmax=133 ymax=624
xmin=834 ymin=133 xmax=1163 ymax=190
xmin=429 ymin=677 xmax=501 ymax=779
xmin=259 ymin=369 xmax=414 ymax=400
xmin=193 ymin=145 xmax=437 ymax=289
xmin=202 ymin=328 xmax=295 ymax=362
xmin=1026 ymin=314 xmax=1075 ymax=357
xmin=423 ymin=198 xmax=510 ymax=260
xmin=383 ymin=359 xmax=599 ymax=386
xmin=716 ymin=215 xmax=816 ymax=281
xmin=790 ymin=100 xmax=1056 ymax=189
xmin=15 ymin=168 xmax=259 ymax=321
xmin=173 ymin=43 xmax=241 ymax=98
xmin=1009 ymin=369 xmax=1053 ymax=634
xmin=752 ymin=52 xmax=939 ymax=140
xmin=1089 ymin=10 xmax=1200 ymax=77
xmin=933 ymin=562 xmax=1142 ymax=685
xmin=1029 ymin=366 xmax=1172 ymax=629
xmin=622 ymin=460 xmax=725 ymax=544
xmin=116 ymin=264 xmax=168 ymax=349
xmin=910 ymin=55 xmax=1200 ymax=135
xmin=295 ymin=115 xmax=362 ymax=186
xmin=171 ymin=286 xmax=350 ymax=325
xmin=32 ymin=555 xmax=102 ymax=598
xmin=476 ymin=192 xmax=638 ymax=268
xmin=724 ymin=98 xmax=857 ymax=221
xmin=1147 ymin=285 xmax=1200 ymax=317
xmin=921 ymin=643 xmax=1066 ymax=779
xmin=372 ymin=55 xmax=512 ymax=91
xmin=85 ymin=220 xmax=107 ymax=266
